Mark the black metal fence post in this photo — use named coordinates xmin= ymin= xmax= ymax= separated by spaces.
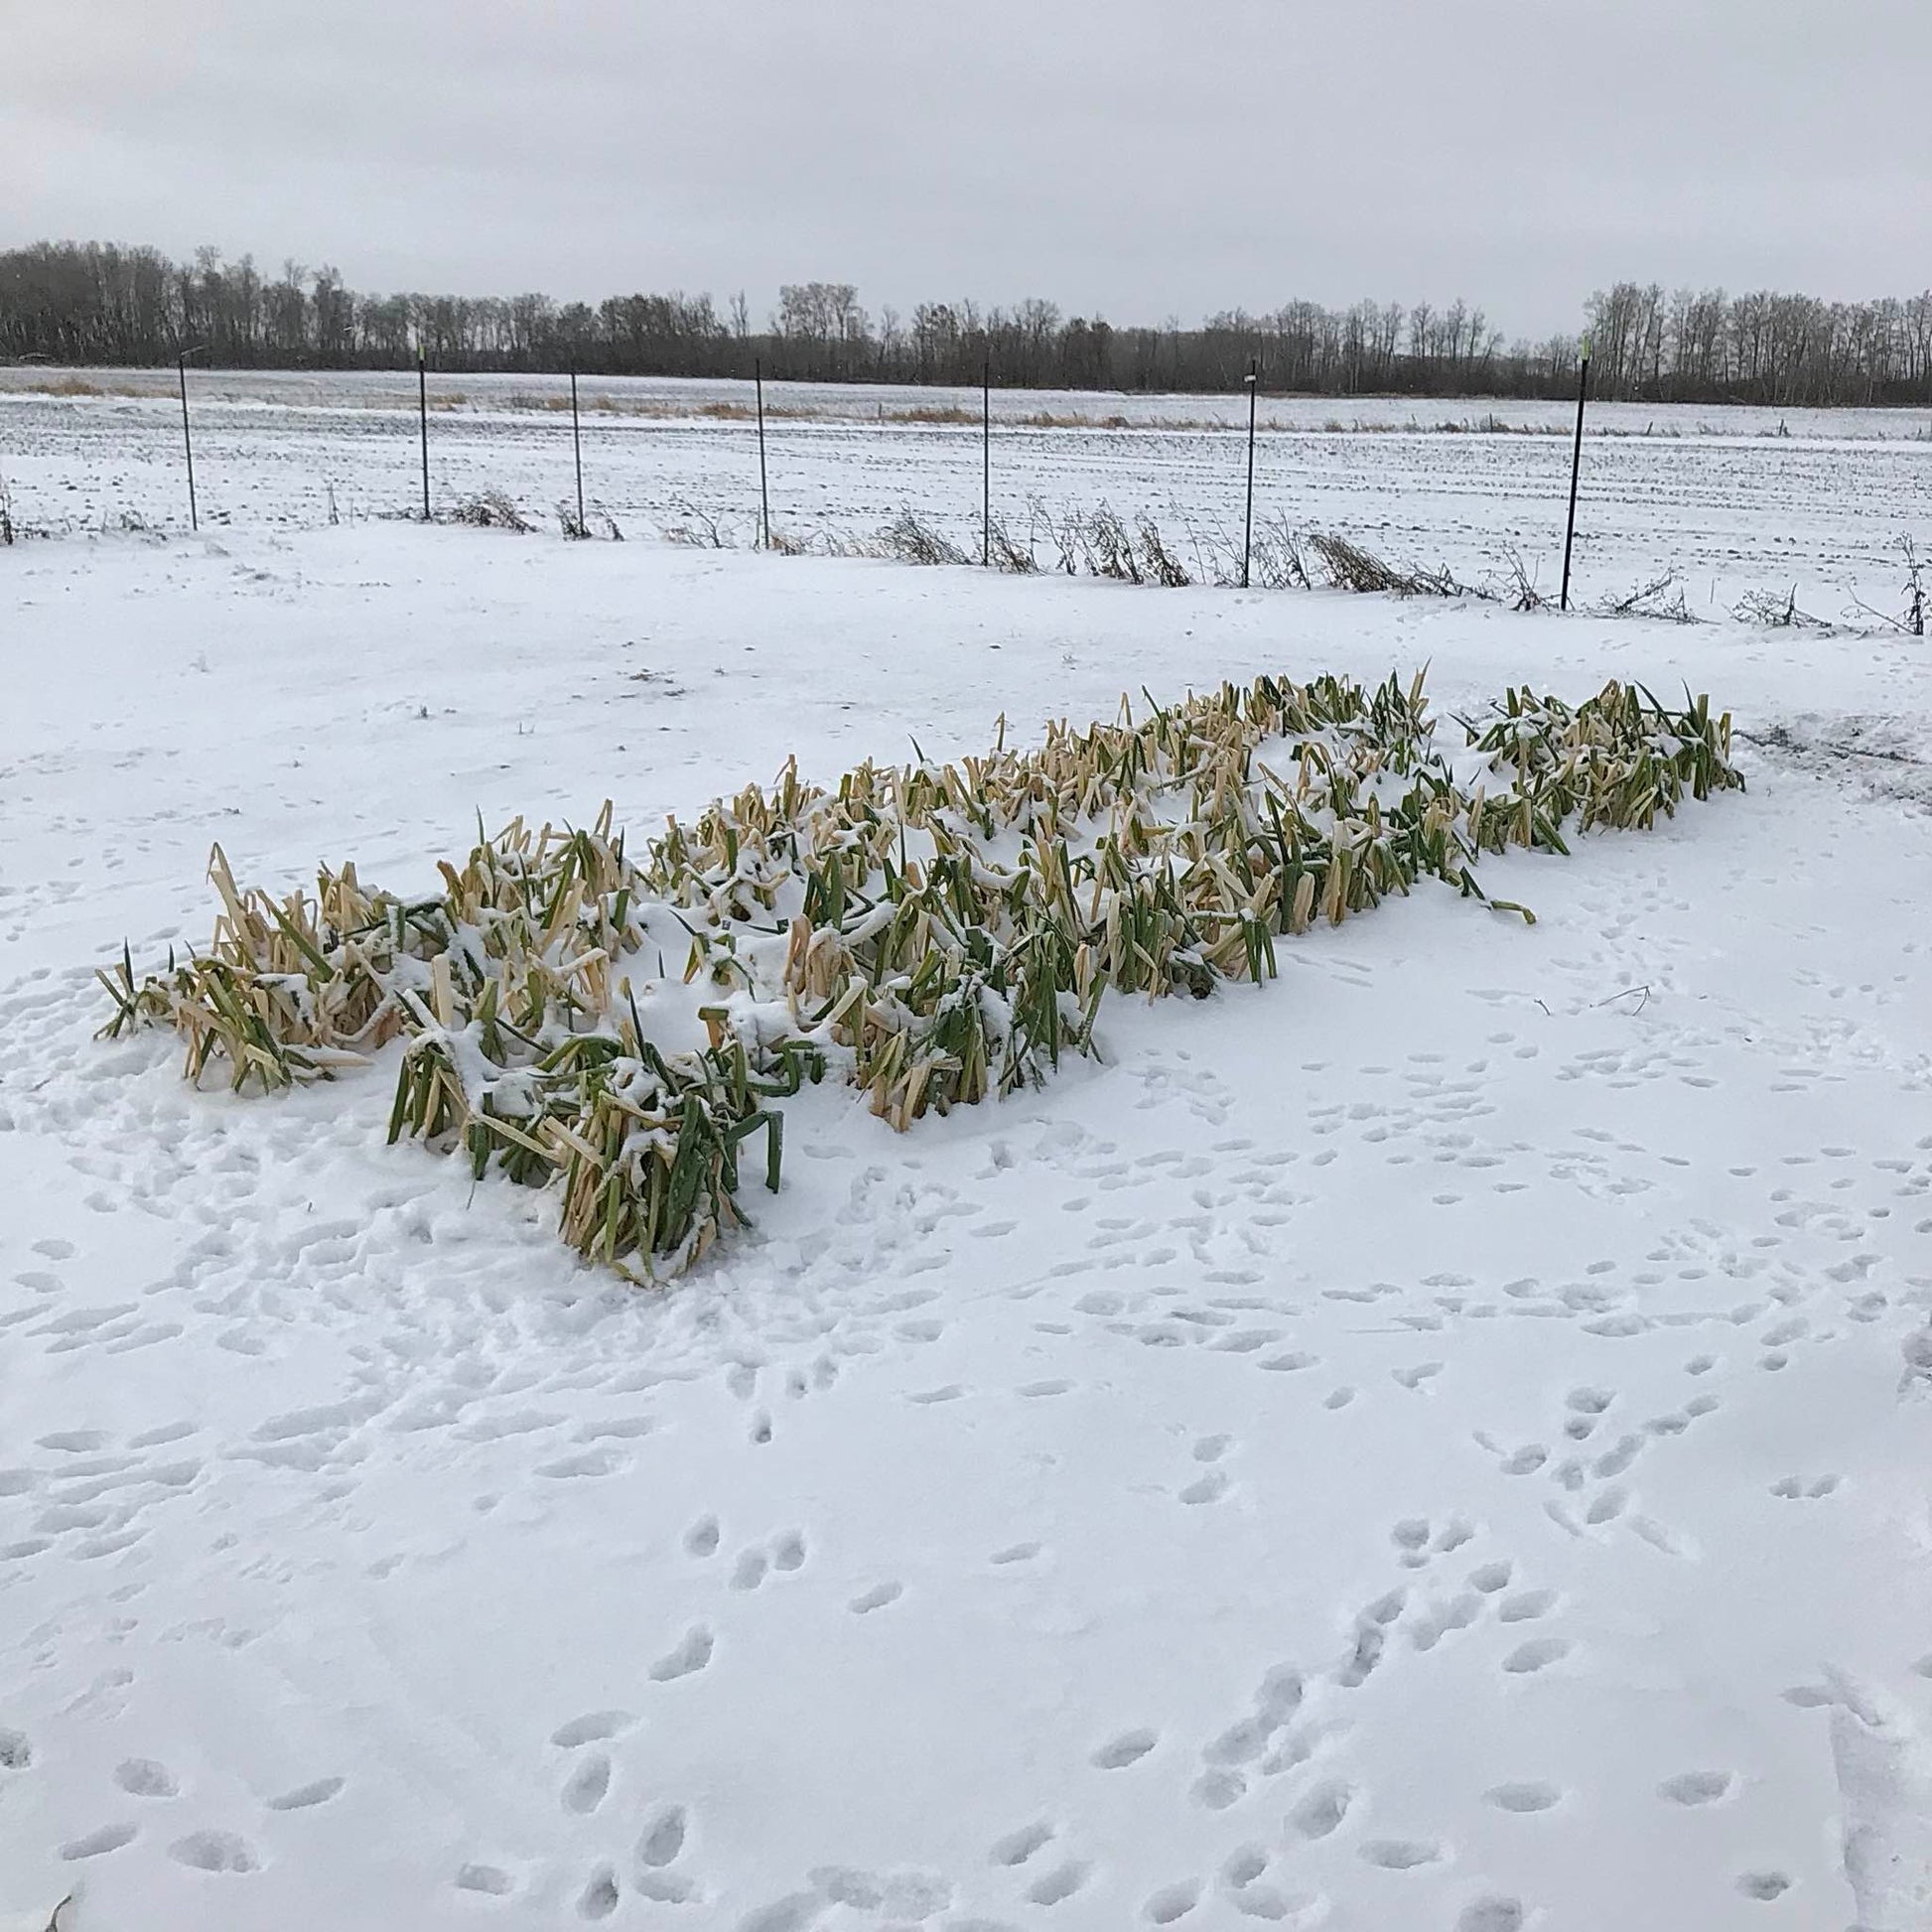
xmin=1242 ymin=357 xmax=1258 ymax=588
xmin=755 ymin=358 xmax=771 ymax=548
xmin=177 ymin=353 xmax=199 ymax=533
xmin=982 ymin=355 xmax=992 ymax=566
xmin=571 ymin=367 xmax=585 ymax=531
xmin=418 ymin=351 xmax=431 ymax=520
xmin=1561 ymin=341 xmax=1591 ymax=611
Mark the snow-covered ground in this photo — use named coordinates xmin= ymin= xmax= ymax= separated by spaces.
xmin=3 ymin=371 xmax=1929 ymax=619
xmin=3 ymin=521 xmax=1932 ymax=1932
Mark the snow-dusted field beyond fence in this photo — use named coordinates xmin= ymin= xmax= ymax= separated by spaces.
xmin=4 ymin=369 xmax=1930 ymax=620
xmin=3 ymin=473 xmax=1932 ymax=1930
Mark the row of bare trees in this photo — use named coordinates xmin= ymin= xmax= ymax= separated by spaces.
xmin=1583 ymin=281 xmax=1932 ymax=407
xmin=4 ymin=242 xmax=1930 ymax=406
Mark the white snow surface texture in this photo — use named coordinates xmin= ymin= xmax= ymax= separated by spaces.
xmin=2 ymin=519 xmax=1932 ymax=1932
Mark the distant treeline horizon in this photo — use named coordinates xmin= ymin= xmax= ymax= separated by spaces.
xmin=4 ymin=241 xmax=1931 ymax=409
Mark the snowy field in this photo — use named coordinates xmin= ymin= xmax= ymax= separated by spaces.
xmin=3 ymin=369 xmax=1930 ymax=620
xmin=3 ymin=516 xmax=1932 ymax=1932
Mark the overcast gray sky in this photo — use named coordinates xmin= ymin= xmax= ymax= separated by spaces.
xmin=8 ymin=0 xmax=1928 ymax=337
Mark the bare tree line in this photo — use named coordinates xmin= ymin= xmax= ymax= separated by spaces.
xmin=4 ymin=242 xmax=1931 ymax=406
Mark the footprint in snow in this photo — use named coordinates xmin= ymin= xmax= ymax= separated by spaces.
xmin=649 ymin=1627 xmax=715 ymax=1680
xmin=61 ymin=1823 xmax=138 ymax=1861
xmin=990 ymin=1821 xmax=1054 ymax=1865
xmin=1289 ymin=1780 xmax=1352 ymax=1840
xmin=1144 ymin=1878 xmax=1201 ymax=1922
xmin=578 ymin=1863 xmax=621 ymax=1918
xmin=1498 ymin=1589 xmax=1558 ymax=1623
xmin=1456 ymin=1899 xmax=1525 ymax=1932
xmin=455 ymin=1863 xmax=515 ymax=1894
xmin=1486 ymin=1781 xmax=1562 ymax=1813
xmin=211 ymin=1775 xmax=300 ymax=1839
xmin=1502 ymin=1637 xmax=1572 ymax=1675
xmin=562 ymin=1753 xmax=612 ymax=1814
xmin=1359 ymin=1839 xmax=1441 ymax=1870
xmin=849 ymin=1582 xmax=902 ymax=1614
xmin=637 ymin=1803 xmax=687 ymax=1865
xmin=114 ymin=1757 xmax=178 ymax=1797
xmin=1029 ymin=1860 xmax=1091 ymax=1906
xmin=683 ymin=1515 xmax=721 ymax=1558
xmin=550 ymin=1713 xmax=631 ymax=1749
xmin=1659 ymin=1770 xmax=1734 ymax=1805
xmin=169 ymin=1829 xmax=259 ymax=1872
xmin=1091 ymin=1727 xmax=1159 ymax=1769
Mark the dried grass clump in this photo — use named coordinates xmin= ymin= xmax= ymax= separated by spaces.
xmin=103 ymin=674 xmax=1740 ymax=1281
xmin=1590 ymin=573 xmax=1697 ymax=623
xmin=448 ymin=489 xmax=533 ymax=533
xmin=1732 ymin=586 xmax=1825 ymax=628
xmin=873 ymin=508 xmax=970 ymax=567
xmin=1307 ymin=532 xmax=1470 ymax=598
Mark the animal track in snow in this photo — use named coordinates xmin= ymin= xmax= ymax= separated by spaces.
xmin=732 ymin=1549 xmax=769 ymax=1590
xmin=1502 ymin=1637 xmax=1572 ymax=1674
xmin=265 ymin=1774 xmax=345 ymax=1810
xmin=1659 ymin=1770 xmax=1734 ymax=1805
xmin=650 ymin=1626 xmax=715 ymax=1679
xmin=849 ymin=1581 xmax=902 ymax=1614
xmin=683 ymin=1515 xmax=721 ymax=1558
xmin=1092 ymin=1727 xmax=1159 ymax=1769
xmin=578 ymin=1863 xmax=621 ymax=1918
xmin=562 ymin=1752 xmax=612 ymax=1813
xmin=1770 ymin=1474 xmax=1840 ymax=1499
xmin=1736 ymin=1872 xmax=1790 ymax=1900
xmin=1180 ymin=1469 xmax=1229 ymax=1505
xmin=637 ymin=1803 xmax=687 ymax=1865
xmin=61 ymin=1822 xmax=137 ymax=1860
xmin=170 ymin=1829 xmax=259 ymax=1872
xmin=1486 ymin=1781 xmax=1562 ymax=1812
xmin=1456 ymin=1899 xmax=1525 ymax=1932
xmin=990 ymin=1821 xmax=1054 ymax=1866
xmin=1498 ymin=1589 xmax=1557 ymax=1623
xmin=1289 ymin=1779 xmax=1353 ymax=1840
xmin=0 ymin=1727 xmax=33 ymax=1768
xmin=1359 ymin=1839 xmax=1441 ymax=1869
xmin=1029 ymin=1860 xmax=1091 ymax=1905
xmin=550 ymin=1712 xmax=631 ymax=1748
xmin=455 ymin=1863 xmax=515 ymax=1894
xmin=114 ymin=1757 xmax=178 ymax=1797
xmin=1144 ymin=1878 xmax=1200 ymax=1922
